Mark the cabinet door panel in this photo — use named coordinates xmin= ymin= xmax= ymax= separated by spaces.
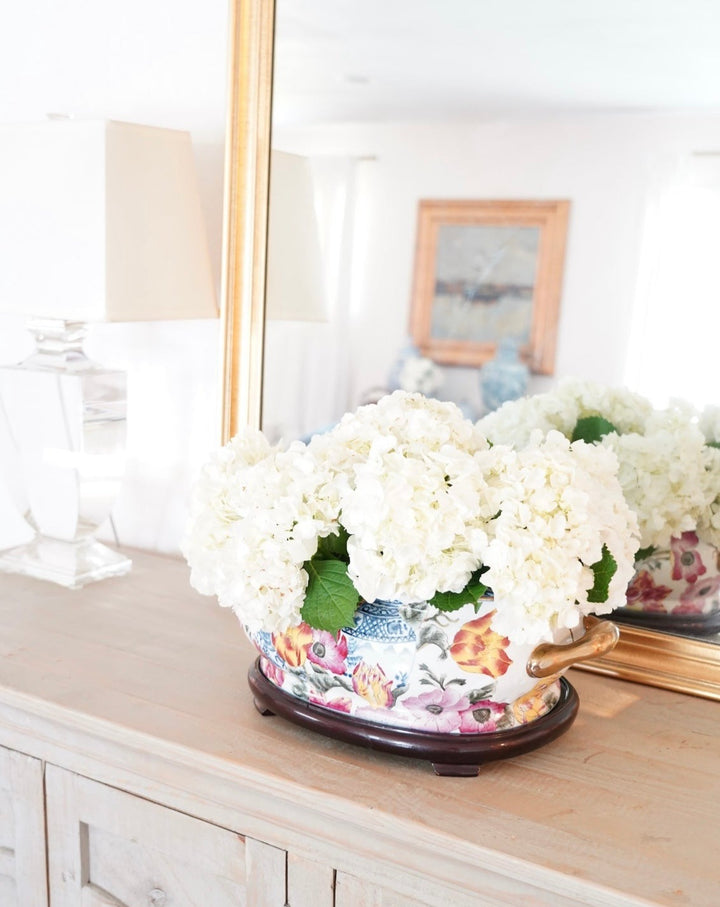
xmin=335 ymin=873 xmax=429 ymax=907
xmin=287 ymin=853 xmax=335 ymax=907
xmin=0 ymin=744 xmax=48 ymax=906
xmin=46 ymin=765 xmax=286 ymax=907
xmin=335 ymin=867 xmax=591 ymax=907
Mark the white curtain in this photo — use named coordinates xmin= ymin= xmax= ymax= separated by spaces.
xmin=262 ymin=155 xmax=365 ymax=442
xmin=625 ymin=154 xmax=720 ymax=409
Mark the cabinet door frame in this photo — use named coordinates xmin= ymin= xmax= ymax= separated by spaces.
xmin=0 ymin=743 xmax=48 ymax=906
xmin=45 ymin=764 xmax=287 ymax=907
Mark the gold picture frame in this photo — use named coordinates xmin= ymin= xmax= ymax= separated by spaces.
xmin=409 ymin=199 xmax=569 ymax=373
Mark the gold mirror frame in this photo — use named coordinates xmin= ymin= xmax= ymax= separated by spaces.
xmin=220 ymin=0 xmax=274 ymax=438
xmin=220 ymin=0 xmax=720 ymax=702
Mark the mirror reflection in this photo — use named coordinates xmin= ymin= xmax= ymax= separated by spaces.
xmin=264 ymin=0 xmax=720 ymax=647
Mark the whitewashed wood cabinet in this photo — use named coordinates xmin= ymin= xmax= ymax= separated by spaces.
xmin=0 ymin=745 xmax=47 ymax=906
xmin=0 ymin=551 xmax=718 ymax=907
xmin=45 ymin=766 xmax=287 ymax=907
xmin=0 ymin=741 xmax=435 ymax=907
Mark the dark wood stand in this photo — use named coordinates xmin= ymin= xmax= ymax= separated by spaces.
xmin=248 ymin=658 xmax=579 ymax=776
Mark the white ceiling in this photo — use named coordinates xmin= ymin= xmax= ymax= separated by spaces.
xmin=4 ymin=2 xmax=719 ymax=138
xmin=0 ymin=1 xmax=228 ymax=138
xmin=273 ymin=0 xmax=720 ymax=126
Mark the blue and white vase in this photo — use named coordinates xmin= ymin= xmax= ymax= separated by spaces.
xmin=480 ymin=338 xmax=529 ymax=412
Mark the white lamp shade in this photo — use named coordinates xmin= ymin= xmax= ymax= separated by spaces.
xmin=266 ymin=151 xmax=327 ymax=322
xmin=0 ymin=119 xmax=217 ymax=322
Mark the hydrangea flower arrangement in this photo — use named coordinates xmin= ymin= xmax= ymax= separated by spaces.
xmin=183 ymin=391 xmax=638 ymax=648
xmin=479 ymin=378 xmax=720 ymax=553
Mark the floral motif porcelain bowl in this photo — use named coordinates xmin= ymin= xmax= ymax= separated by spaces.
xmin=184 ymin=390 xmax=635 ymax=752
xmin=247 ymin=596 xmax=616 ymax=735
xmin=616 ymin=531 xmax=720 ymax=637
xmin=625 ymin=532 xmax=720 ymax=618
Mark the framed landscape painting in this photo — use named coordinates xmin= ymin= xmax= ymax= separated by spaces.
xmin=409 ymin=199 xmax=570 ymax=373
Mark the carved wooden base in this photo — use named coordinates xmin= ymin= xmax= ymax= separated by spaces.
xmin=248 ymin=658 xmax=579 ymax=776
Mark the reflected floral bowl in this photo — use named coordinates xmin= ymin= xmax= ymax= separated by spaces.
xmin=625 ymin=532 xmax=720 ymax=618
xmin=617 ymin=532 xmax=720 ymax=635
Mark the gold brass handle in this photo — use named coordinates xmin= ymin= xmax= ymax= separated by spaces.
xmin=527 ymin=616 xmax=619 ymax=678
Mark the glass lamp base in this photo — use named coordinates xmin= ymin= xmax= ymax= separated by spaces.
xmin=0 ymin=536 xmax=132 ymax=589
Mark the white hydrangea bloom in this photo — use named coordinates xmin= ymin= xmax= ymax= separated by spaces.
xmin=181 ymin=429 xmax=274 ymax=598
xmin=699 ymin=405 xmax=720 ymax=445
xmin=183 ymin=390 xmax=640 ymax=643
xmin=698 ymin=446 xmax=720 ymax=547
xmin=182 ymin=433 xmax=338 ymax=633
xmin=481 ymin=432 xmax=638 ymax=644
xmin=479 ymin=377 xmax=653 ymax=447
xmin=397 ymin=355 xmax=444 ymax=395
xmin=478 ymin=392 xmax=574 ymax=448
xmin=480 ymin=378 xmax=720 ymax=550
xmin=555 ymin=377 xmax=653 ymax=434
xmin=312 ymin=392 xmax=493 ymax=603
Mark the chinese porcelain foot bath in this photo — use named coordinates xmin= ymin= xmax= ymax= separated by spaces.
xmin=249 ymin=662 xmax=579 ymax=776
xmin=246 ymin=598 xmax=617 ymax=776
xmin=183 ymin=391 xmax=636 ymax=776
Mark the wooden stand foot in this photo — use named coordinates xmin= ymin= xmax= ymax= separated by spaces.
xmin=432 ymin=763 xmax=481 ymax=777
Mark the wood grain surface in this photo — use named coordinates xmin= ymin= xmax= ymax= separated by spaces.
xmin=0 ymin=550 xmax=717 ymax=905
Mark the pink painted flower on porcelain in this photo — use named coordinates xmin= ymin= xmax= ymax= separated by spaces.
xmin=260 ymin=656 xmax=285 ymax=687
xmin=399 ymin=687 xmax=470 ymax=733
xmin=307 ymin=630 xmax=348 ymax=674
xmin=352 ymin=662 xmax=394 ymax=709
xmin=309 ymin=691 xmax=353 ymax=713
xmin=671 ymin=531 xmax=707 ymax=583
xmin=458 ymin=700 xmax=507 ymax=733
xmin=626 ymin=570 xmax=671 ymax=609
xmin=678 ymin=574 xmax=720 ymax=613
xmin=672 ymin=601 xmax=705 ymax=616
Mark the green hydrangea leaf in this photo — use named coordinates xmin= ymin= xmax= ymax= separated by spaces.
xmin=301 ymin=559 xmax=359 ymax=633
xmin=634 ymin=545 xmax=656 ymax=563
xmin=587 ymin=544 xmax=617 ymax=604
xmin=707 ymin=440 xmax=720 ymax=450
xmin=315 ymin=528 xmax=349 ymax=562
xmin=571 ymin=415 xmax=619 ymax=444
xmin=430 ymin=570 xmax=489 ymax=613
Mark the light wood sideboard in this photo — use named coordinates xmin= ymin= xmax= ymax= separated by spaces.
xmin=0 ymin=549 xmax=717 ymax=906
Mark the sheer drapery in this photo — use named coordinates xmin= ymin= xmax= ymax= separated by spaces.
xmin=625 ymin=153 xmax=720 ymax=409
xmin=262 ymin=155 xmax=369 ymax=442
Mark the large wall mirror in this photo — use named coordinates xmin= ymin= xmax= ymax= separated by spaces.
xmin=222 ymin=0 xmax=720 ymax=699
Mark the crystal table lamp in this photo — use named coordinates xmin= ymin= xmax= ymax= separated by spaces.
xmin=0 ymin=119 xmax=217 ymax=588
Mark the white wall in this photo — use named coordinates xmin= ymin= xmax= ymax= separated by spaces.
xmin=4 ymin=6 xmax=720 ymax=559
xmin=0 ymin=1 xmax=229 ymax=554
xmin=269 ymin=113 xmax=720 ymax=434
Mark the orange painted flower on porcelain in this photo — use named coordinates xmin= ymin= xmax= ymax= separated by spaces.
xmin=351 ymin=661 xmax=394 ymax=708
xmin=511 ymin=678 xmax=557 ymax=724
xmin=449 ymin=610 xmax=512 ymax=678
xmin=272 ymin=623 xmax=313 ymax=667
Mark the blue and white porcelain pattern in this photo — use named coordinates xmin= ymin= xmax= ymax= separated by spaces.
xmin=480 ymin=338 xmax=529 ymax=412
xmin=345 ymin=599 xmax=417 ymax=643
